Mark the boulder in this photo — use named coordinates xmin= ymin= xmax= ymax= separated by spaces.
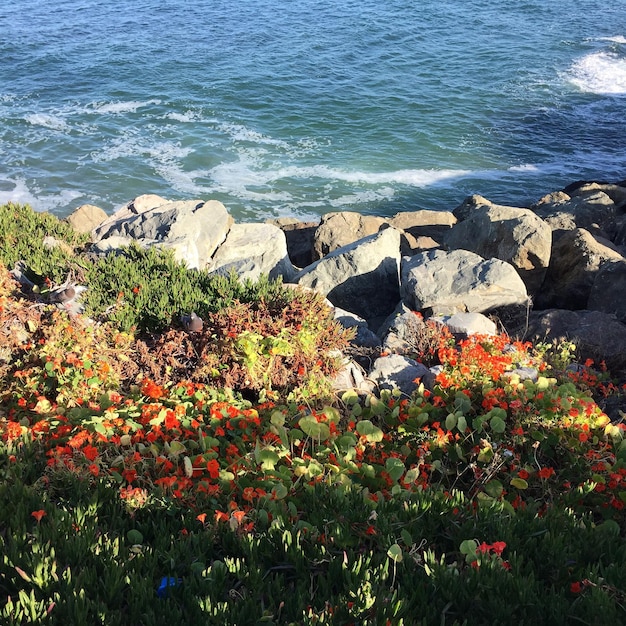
xmin=525 ymin=308 xmax=626 ymax=372
xmin=445 ymin=195 xmax=552 ymax=294
xmin=293 ymin=227 xmax=402 ymax=328
xmin=535 ymin=228 xmax=623 ymax=310
xmin=312 ymin=212 xmax=388 ymax=261
xmin=334 ymin=308 xmax=381 ymax=348
xmin=205 ymin=223 xmax=296 ymax=282
xmin=387 ymin=210 xmax=456 ymax=254
xmin=432 ymin=312 xmax=498 ymax=337
xmin=401 ymin=249 xmax=529 ymax=315
xmin=532 ymin=189 xmax=617 ymax=242
xmin=91 ymin=197 xmax=233 ymax=270
xmin=367 ymin=354 xmax=430 ymax=396
xmin=66 ymin=204 xmax=108 ymax=234
xmin=564 ymin=181 xmax=626 ymax=210
xmin=588 ymin=259 xmax=626 ymax=323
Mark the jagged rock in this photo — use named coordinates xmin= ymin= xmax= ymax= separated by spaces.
xmin=445 ymin=195 xmax=552 ymax=294
xmin=588 ymin=259 xmax=626 ymax=323
xmin=312 ymin=211 xmax=388 ymax=261
xmin=532 ymin=189 xmax=617 ymax=242
xmin=293 ymin=227 xmax=402 ymax=328
xmin=91 ymin=197 xmax=233 ymax=270
xmin=525 ymin=308 xmax=626 ymax=372
xmin=66 ymin=204 xmax=108 ymax=234
xmin=387 ymin=210 xmax=456 ymax=255
xmin=401 ymin=249 xmax=529 ymax=315
xmin=367 ymin=354 xmax=430 ymax=396
xmin=564 ymin=181 xmax=626 ymax=210
xmin=536 ymin=228 xmax=623 ymax=310
xmin=206 ymin=222 xmax=296 ymax=282
xmin=332 ymin=358 xmax=371 ymax=392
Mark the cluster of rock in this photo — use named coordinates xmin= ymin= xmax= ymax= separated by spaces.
xmin=68 ymin=179 xmax=626 ymax=396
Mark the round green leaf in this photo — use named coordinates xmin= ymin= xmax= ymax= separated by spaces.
xmin=387 ymin=543 xmax=403 ymax=563
xmin=510 ymin=477 xmax=528 ymax=490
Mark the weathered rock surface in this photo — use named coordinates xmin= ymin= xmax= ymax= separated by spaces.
xmin=535 ymin=228 xmax=623 ymax=310
xmin=293 ymin=227 xmax=402 ymax=327
xmin=525 ymin=308 xmax=626 ymax=372
xmin=432 ymin=312 xmax=498 ymax=337
xmin=387 ymin=209 xmax=456 ymax=255
xmin=66 ymin=204 xmax=108 ymax=234
xmin=445 ymin=195 xmax=552 ymax=294
xmin=588 ymin=259 xmax=626 ymax=323
xmin=312 ymin=211 xmax=388 ymax=261
xmin=205 ymin=222 xmax=296 ymax=282
xmin=367 ymin=354 xmax=430 ymax=396
xmin=92 ymin=196 xmax=233 ymax=269
xmin=532 ymin=189 xmax=617 ymax=242
xmin=270 ymin=220 xmax=318 ymax=269
xmin=401 ymin=249 xmax=529 ymax=315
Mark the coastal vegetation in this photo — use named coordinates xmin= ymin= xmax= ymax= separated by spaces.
xmin=1 ymin=203 xmax=626 ymax=625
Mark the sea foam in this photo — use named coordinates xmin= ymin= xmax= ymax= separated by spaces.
xmin=568 ymin=51 xmax=626 ymax=95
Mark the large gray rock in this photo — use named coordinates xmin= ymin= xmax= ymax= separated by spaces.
xmin=532 ymin=189 xmax=617 ymax=242
xmin=92 ymin=196 xmax=233 ymax=269
xmin=526 ymin=308 xmax=626 ymax=372
xmin=269 ymin=220 xmax=318 ymax=269
xmin=588 ymin=259 xmax=626 ymax=323
xmin=206 ymin=222 xmax=296 ymax=282
xmin=536 ymin=228 xmax=624 ymax=310
xmin=312 ymin=212 xmax=388 ymax=261
xmin=445 ymin=195 xmax=552 ymax=294
xmin=401 ymin=249 xmax=529 ymax=315
xmin=368 ymin=354 xmax=430 ymax=396
xmin=293 ymin=227 xmax=402 ymax=327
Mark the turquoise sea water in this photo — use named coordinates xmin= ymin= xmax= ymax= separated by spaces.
xmin=1 ymin=0 xmax=626 ymax=221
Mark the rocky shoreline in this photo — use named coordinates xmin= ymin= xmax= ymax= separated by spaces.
xmin=65 ymin=179 xmax=626 ymax=406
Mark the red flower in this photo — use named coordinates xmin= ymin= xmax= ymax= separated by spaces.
xmin=82 ymin=445 xmax=98 ymax=461
xmin=571 ymin=581 xmax=583 ymax=594
xmin=206 ymin=459 xmax=220 ymax=479
xmin=518 ymin=469 xmax=530 ymax=480
xmin=31 ymin=510 xmax=46 ymax=522
xmin=537 ymin=467 xmax=555 ymax=480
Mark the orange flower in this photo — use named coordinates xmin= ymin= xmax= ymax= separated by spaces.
xmin=537 ymin=467 xmax=555 ymax=480
xmin=31 ymin=510 xmax=46 ymax=522
xmin=196 ymin=513 xmax=207 ymax=524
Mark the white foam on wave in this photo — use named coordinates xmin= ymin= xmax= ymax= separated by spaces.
xmin=598 ymin=36 xmax=626 ymax=44
xmin=24 ymin=113 xmax=70 ymax=131
xmin=0 ymin=177 xmax=82 ymax=213
xmin=568 ymin=51 xmax=626 ymax=95
xmin=92 ymin=131 xmax=192 ymax=163
xmin=165 ymin=110 xmax=202 ymax=123
xmin=90 ymin=99 xmax=162 ymax=114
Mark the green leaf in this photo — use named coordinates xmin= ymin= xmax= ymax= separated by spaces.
xmin=484 ymin=479 xmax=503 ymax=498
xmin=387 ymin=543 xmax=403 ymax=563
xmin=127 ymin=529 xmax=143 ymax=544
xmin=403 ymin=467 xmax=420 ymax=484
xmin=460 ymin=539 xmax=478 ymax=556
xmin=401 ymin=529 xmax=413 ymax=547
xmin=385 ymin=457 xmax=405 ymax=482
xmin=457 ymin=415 xmax=468 ymax=433
xmin=445 ymin=413 xmax=457 ymax=431
xmin=490 ymin=415 xmax=506 ymax=433
xmin=270 ymin=411 xmax=285 ymax=427
xmin=454 ymin=392 xmax=471 ymax=414
xmin=510 ymin=477 xmax=528 ymax=490
xmin=356 ymin=420 xmax=383 ymax=442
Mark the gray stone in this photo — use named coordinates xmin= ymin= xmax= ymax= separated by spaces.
xmin=532 ymin=190 xmax=617 ymax=242
xmin=269 ymin=220 xmax=318 ymax=269
xmin=588 ymin=259 xmax=626 ymax=323
xmin=332 ymin=358 xmax=371 ymax=392
xmin=401 ymin=249 xmax=529 ymax=315
xmin=433 ymin=312 xmax=498 ymax=337
xmin=445 ymin=196 xmax=552 ymax=294
xmin=206 ymin=222 xmax=296 ymax=282
xmin=525 ymin=308 xmax=626 ymax=372
xmin=334 ymin=308 xmax=381 ymax=348
xmin=92 ymin=198 xmax=233 ymax=270
xmin=293 ymin=227 xmax=402 ymax=327
xmin=312 ymin=211 xmax=388 ymax=260
xmin=368 ymin=354 xmax=430 ymax=396
xmin=536 ymin=228 xmax=624 ymax=310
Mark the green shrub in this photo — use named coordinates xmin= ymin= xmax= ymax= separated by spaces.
xmin=0 ymin=203 xmax=88 ymax=286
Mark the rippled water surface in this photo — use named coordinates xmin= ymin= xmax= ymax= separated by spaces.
xmin=1 ymin=0 xmax=626 ymax=219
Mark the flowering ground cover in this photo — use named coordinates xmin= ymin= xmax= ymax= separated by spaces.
xmin=2 ymin=259 xmax=626 ymax=624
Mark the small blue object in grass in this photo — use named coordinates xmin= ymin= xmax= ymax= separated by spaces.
xmin=157 ymin=577 xmax=182 ymax=598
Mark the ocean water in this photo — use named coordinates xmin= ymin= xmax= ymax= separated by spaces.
xmin=1 ymin=0 xmax=626 ymax=221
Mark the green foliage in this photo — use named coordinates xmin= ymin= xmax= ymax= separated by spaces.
xmin=0 ymin=203 xmax=88 ymax=285
xmin=81 ymin=243 xmax=293 ymax=333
